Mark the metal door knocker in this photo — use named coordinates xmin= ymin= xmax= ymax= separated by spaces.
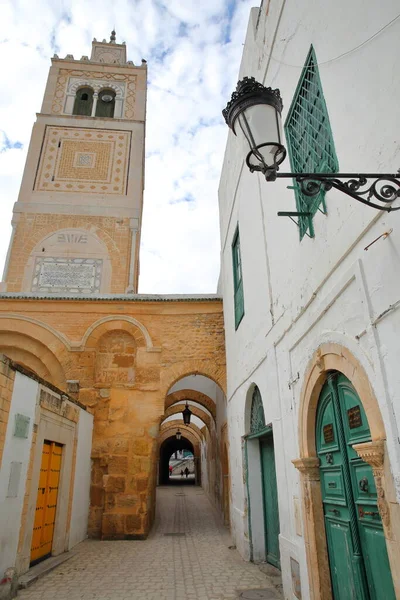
xmin=359 ymin=477 xmax=369 ymax=492
xmin=326 ymin=453 xmax=334 ymax=464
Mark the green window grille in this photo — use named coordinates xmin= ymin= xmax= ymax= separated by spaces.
xmin=232 ymin=227 xmax=244 ymax=329
xmin=284 ymin=46 xmax=339 ymax=239
xmin=250 ymin=386 xmax=265 ymax=434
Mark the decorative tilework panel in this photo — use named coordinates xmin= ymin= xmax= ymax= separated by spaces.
xmin=35 ymin=127 xmax=130 ymax=194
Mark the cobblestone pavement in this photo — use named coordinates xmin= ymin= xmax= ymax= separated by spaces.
xmin=18 ymin=486 xmax=282 ymax=600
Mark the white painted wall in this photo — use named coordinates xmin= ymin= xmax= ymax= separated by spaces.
xmin=219 ymin=2 xmax=400 ymax=598
xmin=68 ymin=409 xmax=93 ymax=549
xmin=169 ymin=375 xmax=219 ymax=401
xmin=0 ymin=372 xmax=38 ymax=584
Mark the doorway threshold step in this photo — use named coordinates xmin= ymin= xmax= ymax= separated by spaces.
xmin=18 ymin=550 xmax=76 ymax=589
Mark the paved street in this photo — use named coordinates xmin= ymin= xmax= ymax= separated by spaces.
xmin=18 ymin=486 xmax=282 ymax=600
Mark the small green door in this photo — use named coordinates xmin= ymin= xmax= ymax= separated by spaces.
xmin=260 ymin=433 xmax=280 ymax=568
xmin=316 ymin=373 xmax=395 ymax=600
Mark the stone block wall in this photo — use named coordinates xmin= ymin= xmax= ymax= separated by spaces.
xmin=0 ymin=297 xmax=226 ymax=539
xmin=5 ymin=214 xmax=132 ymax=294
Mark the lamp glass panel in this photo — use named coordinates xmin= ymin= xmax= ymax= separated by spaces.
xmin=237 ymin=104 xmax=282 ymax=168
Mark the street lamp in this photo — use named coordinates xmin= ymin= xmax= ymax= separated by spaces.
xmin=182 ymin=402 xmax=192 ymax=425
xmin=176 ymin=429 xmax=182 ymax=441
xmin=223 ymin=76 xmax=400 ymax=217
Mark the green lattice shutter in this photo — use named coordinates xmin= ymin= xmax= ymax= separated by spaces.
xmin=284 ymin=46 xmax=339 ymax=239
xmin=250 ymin=386 xmax=265 ymax=434
xmin=232 ymin=227 xmax=244 ymax=329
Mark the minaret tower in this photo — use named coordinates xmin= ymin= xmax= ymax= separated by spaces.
xmin=1 ymin=32 xmax=146 ymax=294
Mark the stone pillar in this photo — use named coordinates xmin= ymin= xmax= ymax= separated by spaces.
xmin=126 ymin=219 xmax=139 ymax=293
xmin=292 ymin=457 xmax=333 ymax=600
xmin=64 ymin=94 xmax=75 ymax=115
xmin=1 ymin=221 xmax=16 ymax=284
xmin=114 ymin=97 xmax=123 ymax=118
xmin=91 ymin=93 xmax=98 ymax=117
xmin=353 ymin=440 xmax=400 ymax=598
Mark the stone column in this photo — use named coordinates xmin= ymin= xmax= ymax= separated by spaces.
xmin=91 ymin=93 xmax=98 ymax=117
xmin=0 ymin=220 xmax=17 ymax=290
xmin=64 ymin=94 xmax=75 ymax=115
xmin=114 ymin=97 xmax=123 ymax=118
xmin=292 ymin=457 xmax=333 ymax=600
xmin=126 ymin=218 xmax=139 ymax=293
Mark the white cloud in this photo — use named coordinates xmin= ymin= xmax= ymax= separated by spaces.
xmin=0 ymin=0 xmax=256 ymax=293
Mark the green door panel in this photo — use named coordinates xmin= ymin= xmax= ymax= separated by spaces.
xmin=325 ymin=520 xmax=358 ymax=600
xmin=361 ymin=524 xmax=394 ymax=599
xmin=317 ymin=384 xmax=367 ymax=599
xmin=260 ymin=435 xmax=280 ymax=569
xmin=316 ymin=374 xmax=395 ymax=600
xmin=336 ymin=375 xmax=371 ymax=460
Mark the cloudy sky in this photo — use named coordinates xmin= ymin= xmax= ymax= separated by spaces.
xmin=0 ymin=0 xmax=256 ymax=293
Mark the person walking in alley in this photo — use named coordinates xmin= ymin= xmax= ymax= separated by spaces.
xmin=184 ymin=467 xmax=189 ymax=478
xmin=180 ymin=470 xmax=184 ymax=477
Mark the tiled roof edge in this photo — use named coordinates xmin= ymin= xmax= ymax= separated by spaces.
xmin=0 ymin=293 xmax=223 ymax=302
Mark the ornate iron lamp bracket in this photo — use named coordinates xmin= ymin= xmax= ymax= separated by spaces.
xmin=275 ymin=172 xmax=400 ymax=212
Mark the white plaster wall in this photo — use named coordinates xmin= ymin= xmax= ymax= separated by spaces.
xmin=219 ymin=2 xmax=400 ymax=598
xmin=68 ymin=409 xmax=93 ymax=549
xmin=200 ymin=438 xmax=209 ymax=493
xmin=0 ymin=372 xmax=38 ymax=582
xmin=163 ymin=414 xmax=204 ymax=429
xmin=169 ymin=375 xmax=219 ymax=401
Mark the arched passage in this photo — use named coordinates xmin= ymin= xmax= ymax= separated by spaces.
xmin=157 ymin=371 xmax=228 ymax=527
xmin=158 ymin=435 xmax=197 ymax=485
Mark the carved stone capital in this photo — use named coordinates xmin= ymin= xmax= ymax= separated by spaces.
xmin=353 ymin=440 xmax=385 ymax=469
xmin=293 ymin=457 xmax=320 ymax=481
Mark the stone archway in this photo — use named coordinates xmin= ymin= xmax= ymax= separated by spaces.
xmin=0 ymin=320 xmax=67 ymax=386
xmin=160 ymin=361 xmax=226 ymax=400
xmin=158 ymin=436 xmax=196 ymax=485
xmin=158 ymin=425 xmax=201 ymax=485
xmin=164 ymin=404 xmax=213 ymax=433
xmin=293 ymin=343 xmax=400 ymax=600
xmin=165 ymin=389 xmax=217 ymax=419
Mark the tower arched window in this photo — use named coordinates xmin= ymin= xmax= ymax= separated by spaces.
xmin=96 ymin=89 xmax=116 ymax=118
xmin=72 ymin=87 xmax=94 ymax=116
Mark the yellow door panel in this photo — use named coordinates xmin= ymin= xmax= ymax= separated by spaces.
xmin=30 ymin=441 xmax=62 ymax=565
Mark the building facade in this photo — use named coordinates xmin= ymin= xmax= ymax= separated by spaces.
xmin=0 ymin=34 xmax=228 ymax=597
xmin=0 ymin=356 xmax=93 ymax=599
xmin=1 ymin=34 xmax=146 ymax=295
xmin=219 ymin=2 xmax=400 ymax=599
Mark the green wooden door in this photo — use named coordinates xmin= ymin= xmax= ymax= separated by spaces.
xmin=316 ymin=373 xmax=395 ymax=600
xmin=260 ymin=434 xmax=280 ymax=568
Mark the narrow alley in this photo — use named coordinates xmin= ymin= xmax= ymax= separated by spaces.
xmin=17 ymin=486 xmax=282 ymax=600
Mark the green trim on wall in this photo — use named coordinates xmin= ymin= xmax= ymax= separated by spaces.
xmin=231 ymin=226 xmax=244 ymax=329
xmin=245 ymin=425 xmax=273 ymax=441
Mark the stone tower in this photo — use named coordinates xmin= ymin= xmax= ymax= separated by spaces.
xmin=1 ymin=32 xmax=146 ymax=295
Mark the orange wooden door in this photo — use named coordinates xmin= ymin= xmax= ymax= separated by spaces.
xmin=30 ymin=441 xmax=62 ymax=565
